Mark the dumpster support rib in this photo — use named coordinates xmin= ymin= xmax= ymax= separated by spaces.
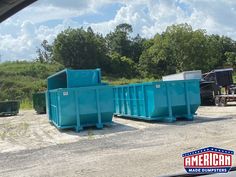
xmin=96 ymin=89 xmax=103 ymax=129
xmin=166 ymin=84 xmax=175 ymax=122
xmin=75 ymin=91 xmax=82 ymax=132
xmin=184 ymin=82 xmax=192 ymax=120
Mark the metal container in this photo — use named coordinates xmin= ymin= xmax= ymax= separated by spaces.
xmin=33 ymin=92 xmax=46 ymax=114
xmin=46 ymin=86 xmax=114 ymax=131
xmin=162 ymin=70 xmax=202 ymax=81
xmin=113 ymin=80 xmax=200 ymax=122
xmin=0 ymin=100 xmax=20 ymax=116
xmin=47 ymin=68 xmax=102 ymax=90
xmin=46 ymin=68 xmax=114 ymax=131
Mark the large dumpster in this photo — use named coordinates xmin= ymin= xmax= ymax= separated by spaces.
xmin=33 ymin=92 xmax=46 ymax=114
xmin=46 ymin=68 xmax=114 ymax=131
xmin=113 ymin=80 xmax=200 ymax=122
xmin=0 ymin=100 xmax=20 ymax=116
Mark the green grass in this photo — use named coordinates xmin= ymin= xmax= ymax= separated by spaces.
xmin=0 ymin=61 xmax=63 ymax=101
xmin=20 ymin=99 xmax=33 ymax=110
xmin=102 ymin=76 xmax=157 ymax=85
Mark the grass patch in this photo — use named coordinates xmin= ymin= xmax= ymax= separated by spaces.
xmin=20 ymin=99 xmax=33 ymax=110
xmin=102 ymin=76 xmax=157 ymax=85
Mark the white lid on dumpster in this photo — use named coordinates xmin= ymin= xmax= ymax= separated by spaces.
xmin=162 ymin=70 xmax=202 ymax=81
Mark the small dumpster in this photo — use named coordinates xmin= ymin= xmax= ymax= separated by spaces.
xmin=113 ymin=80 xmax=200 ymax=122
xmin=0 ymin=100 xmax=20 ymax=116
xmin=46 ymin=69 xmax=114 ymax=131
xmin=33 ymin=92 xmax=46 ymax=114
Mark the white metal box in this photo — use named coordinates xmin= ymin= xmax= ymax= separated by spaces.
xmin=162 ymin=70 xmax=202 ymax=81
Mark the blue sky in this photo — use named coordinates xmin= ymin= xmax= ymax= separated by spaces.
xmin=1 ymin=0 xmax=236 ymax=61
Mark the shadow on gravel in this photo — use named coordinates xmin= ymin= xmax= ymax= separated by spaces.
xmin=168 ymin=116 xmax=234 ymax=126
xmin=114 ymin=115 xmax=234 ymax=126
xmin=55 ymin=122 xmax=138 ymax=137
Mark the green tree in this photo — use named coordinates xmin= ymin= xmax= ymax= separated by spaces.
xmin=139 ymin=33 xmax=176 ymax=78
xmin=225 ymin=51 xmax=236 ymax=68
xmin=106 ymin=23 xmax=133 ymax=58
xmin=139 ymin=23 xmax=225 ymax=78
xmin=36 ymin=40 xmax=53 ymax=63
xmin=53 ymin=27 xmax=107 ymax=69
xmin=130 ymin=34 xmax=146 ymax=63
xmin=107 ymin=52 xmax=136 ymax=78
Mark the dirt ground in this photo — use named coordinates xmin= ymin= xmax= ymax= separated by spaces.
xmin=0 ymin=106 xmax=236 ymax=177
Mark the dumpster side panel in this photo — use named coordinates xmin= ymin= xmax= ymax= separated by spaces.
xmin=77 ymin=88 xmax=99 ymax=125
xmin=47 ymin=72 xmax=67 ymax=90
xmin=153 ymin=83 xmax=169 ymax=118
xmin=58 ymin=90 xmax=77 ymax=126
xmin=114 ymin=80 xmax=200 ymax=121
xmin=67 ymin=69 xmax=101 ymax=88
xmin=47 ymin=90 xmax=60 ymax=125
xmin=145 ymin=85 xmax=155 ymax=117
xmin=188 ymin=80 xmax=201 ymax=113
xmin=47 ymin=86 xmax=114 ymax=130
xmin=114 ymin=84 xmax=156 ymax=119
xmin=169 ymin=81 xmax=187 ymax=116
xmin=98 ymin=87 xmax=114 ymax=123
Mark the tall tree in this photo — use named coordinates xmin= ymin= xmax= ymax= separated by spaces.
xmin=130 ymin=34 xmax=146 ymax=63
xmin=106 ymin=23 xmax=133 ymax=57
xmin=52 ymin=27 xmax=107 ymax=69
xmin=36 ymin=40 xmax=53 ymax=63
xmin=139 ymin=23 xmax=223 ymax=78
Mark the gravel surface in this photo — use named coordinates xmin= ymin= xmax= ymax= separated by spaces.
xmin=0 ymin=106 xmax=236 ymax=177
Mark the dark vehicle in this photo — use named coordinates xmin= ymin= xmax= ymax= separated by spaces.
xmin=0 ymin=100 xmax=20 ymax=116
xmin=200 ymin=81 xmax=216 ymax=105
xmin=202 ymin=68 xmax=236 ymax=106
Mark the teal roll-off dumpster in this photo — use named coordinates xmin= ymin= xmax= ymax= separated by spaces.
xmin=113 ymin=79 xmax=200 ymax=122
xmin=33 ymin=92 xmax=46 ymax=114
xmin=46 ymin=69 xmax=114 ymax=131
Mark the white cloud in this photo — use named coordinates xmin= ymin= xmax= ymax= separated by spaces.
xmin=0 ymin=19 xmax=80 ymax=61
xmin=1 ymin=0 xmax=236 ymax=61
xmin=9 ymin=0 xmax=120 ymax=23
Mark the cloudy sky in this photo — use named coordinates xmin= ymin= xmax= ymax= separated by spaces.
xmin=0 ymin=0 xmax=236 ymax=61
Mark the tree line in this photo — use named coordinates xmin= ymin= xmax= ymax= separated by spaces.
xmin=37 ymin=23 xmax=236 ymax=79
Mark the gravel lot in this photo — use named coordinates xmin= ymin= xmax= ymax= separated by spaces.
xmin=0 ymin=106 xmax=236 ymax=177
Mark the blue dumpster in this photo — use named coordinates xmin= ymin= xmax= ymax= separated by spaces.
xmin=113 ymin=80 xmax=200 ymax=122
xmin=46 ymin=69 xmax=114 ymax=131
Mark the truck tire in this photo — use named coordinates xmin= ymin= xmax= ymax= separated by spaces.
xmin=220 ymin=97 xmax=227 ymax=107
xmin=215 ymin=97 xmax=220 ymax=106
